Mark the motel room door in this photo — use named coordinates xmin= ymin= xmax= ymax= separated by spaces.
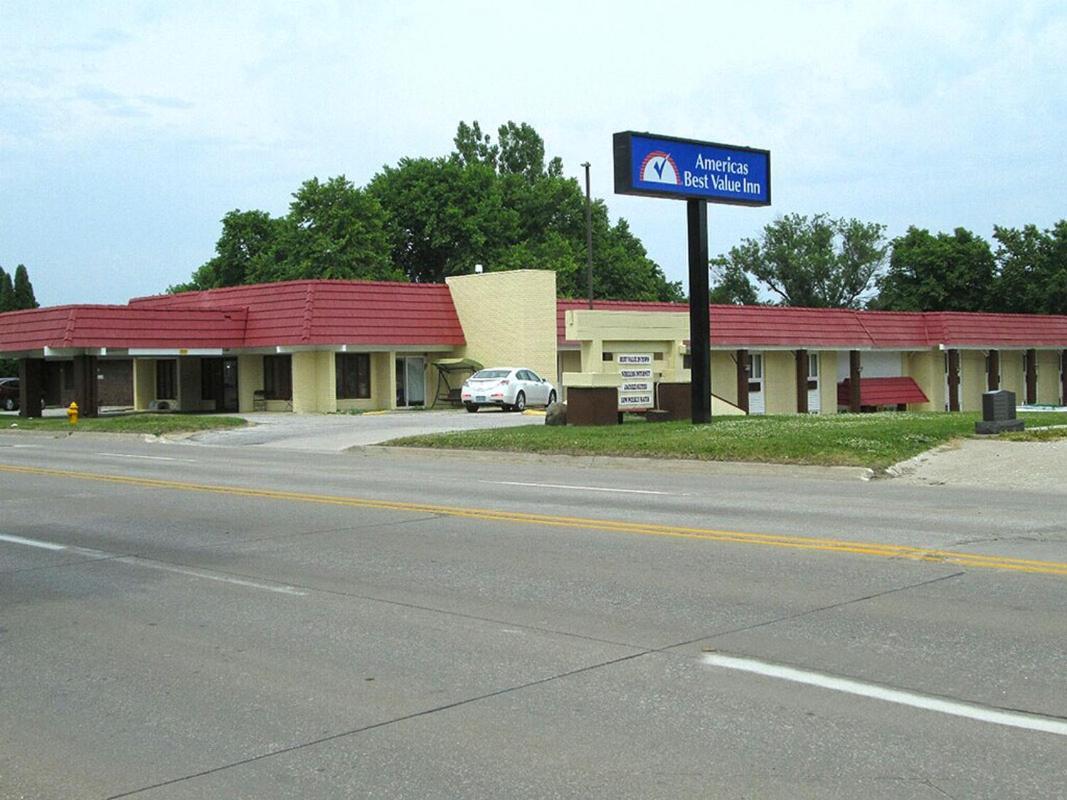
xmin=395 ymin=356 xmax=426 ymax=407
xmin=747 ymin=353 xmax=765 ymax=415
xmin=806 ymin=353 xmax=820 ymax=414
xmin=203 ymin=357 xmax=239 ymax=413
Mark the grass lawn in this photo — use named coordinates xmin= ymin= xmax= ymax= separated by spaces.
xmin=1 ymin=413 xmax=248 ymax=436
xmin=386 ymin=411 xmax=1067 ymax=470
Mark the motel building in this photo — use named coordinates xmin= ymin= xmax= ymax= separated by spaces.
xmin=2 ymin=270 xmax=1066 ymax=419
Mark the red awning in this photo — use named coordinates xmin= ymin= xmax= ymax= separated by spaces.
xmin=837 ymin=377 xmax=929 ymax=407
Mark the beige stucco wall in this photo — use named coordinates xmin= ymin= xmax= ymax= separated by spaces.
xmin=959 ymin=350 xmax=986 ymax=411
xmin=557 ymin=350 xmax=581 ymax=400
xmin=818 ymin=351 xmax=838 ymax=414
xmin=762 ymin=351 xmax=795 ymax=415
xmin=446 ymin=270 xmax=557 ymax=383
xmin=1037 ymin=350 xmax=1061 ymax=404
xmin=711 ymin=351 xmax=737 ymax=406
xmin=237 ymin=354 xmax=263 ymax=412
xmin=378 ymin=351 xmax=396 ymax=410
xmin=132 ymin=359 xmax=155 ymax=411
xmin=290 ymin=351 xmax=338 ymax=413
xmin=905 ymin=350 xmax=944 ymax=412
xmin=999 ymin=350 xmax=1024 ymax=398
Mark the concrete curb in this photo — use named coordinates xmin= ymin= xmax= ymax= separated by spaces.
xmin=353 ymin=444 xmax=875 ymax=482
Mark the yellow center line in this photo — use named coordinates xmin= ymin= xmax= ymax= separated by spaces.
xmin=3 ymin=463 xmax=1066 ymax=577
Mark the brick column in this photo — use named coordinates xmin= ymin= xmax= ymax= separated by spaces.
xmin=795 ymin=349 xmax=808 ymax=414
xmin=735 ymin=349 xmax=748 ymax=413
xmin=947 ymin=349 xmax=961 ymax=412
xmin=1025 ymin=349 xmax=1037 ymax=405
xmin=17 ymin=358 xmax=45 ymax=418
xmin=849 ymin=350 xmax=862 ymax=413
xmin=987 ymin=349 xmax=999 ymax=391
xmin=72 ymin=355 xmax=99 ymax=417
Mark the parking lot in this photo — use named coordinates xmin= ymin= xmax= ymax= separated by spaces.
xmin=181 ymin=407 xmax=545 ymax=451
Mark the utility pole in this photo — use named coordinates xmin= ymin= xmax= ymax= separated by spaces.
xmin=582 ymin=162 xmax=593 ymax=309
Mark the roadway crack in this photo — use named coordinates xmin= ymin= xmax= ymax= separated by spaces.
xmin=104 ymin=650 xmax=650 ymax=799
xmin=923 ymin=778 xmax=959 ymax=799
xmin=662 ymin=570 xmax=967 ymax=651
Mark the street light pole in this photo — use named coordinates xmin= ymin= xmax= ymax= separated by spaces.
xmin=582 ymin=161 xmax=593 ymax=309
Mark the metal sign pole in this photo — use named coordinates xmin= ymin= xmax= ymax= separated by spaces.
xmin=687 ymin=199 xmax=711 ymax=424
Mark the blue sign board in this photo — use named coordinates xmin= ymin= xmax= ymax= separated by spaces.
xmin=614 ymin=131 xmax=771 ymax=206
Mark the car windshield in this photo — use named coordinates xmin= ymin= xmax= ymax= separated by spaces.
xmin=471 ymin=369 xmax=510 ymax=380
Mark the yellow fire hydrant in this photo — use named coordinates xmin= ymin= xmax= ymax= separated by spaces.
xmin=66 ymin=401 xmax=79 ymax=427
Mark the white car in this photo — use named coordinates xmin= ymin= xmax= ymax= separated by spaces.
xmin=461 ymin=367 xmax=557 ymax=413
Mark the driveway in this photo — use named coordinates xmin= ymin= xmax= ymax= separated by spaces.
xmin=182 ymin=408 xmax=544 ymax=452
xmin=887 ymin=436 xmax=1067 ymax=493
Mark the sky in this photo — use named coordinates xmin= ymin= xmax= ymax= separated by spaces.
xmin=1 ymin=0 xmax=1064 ymax=308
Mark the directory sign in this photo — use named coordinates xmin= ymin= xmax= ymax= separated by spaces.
xmin=614 ymin=131 xmax=770 ymax=206
xmin=617 ymin=353 xmax=654 ymax=410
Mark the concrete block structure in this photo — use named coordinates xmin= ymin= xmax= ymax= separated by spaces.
xmin=2 ymin=270 xmax=1067 ymax=417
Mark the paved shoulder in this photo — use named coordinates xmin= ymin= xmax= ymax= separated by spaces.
xmin=888 ymin=438 xmax=1067 ymax=492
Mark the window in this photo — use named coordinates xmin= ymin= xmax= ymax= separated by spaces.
xmin=156 ymin=360 xmax=176 ymax=399
xmin=263 ymin=354 xmax=292 ymax=400
xmin=336 ymin=353 xmax=371 ymax=399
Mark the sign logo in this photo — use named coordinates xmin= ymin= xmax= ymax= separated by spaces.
xmin=639 ymin=151 xmax=680 ymax=185
xmin=614 ymin=131 xmax=771 ymax=206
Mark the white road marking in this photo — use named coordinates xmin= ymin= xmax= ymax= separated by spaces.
xmin=95 ymin=452 xmax=197 ymax=463
xmin=704 ymin=653 xmax=1067 ymax=737
xmin=0 ymin=533 xmax=304 ymax=596
xmin=115 ymin=557 xmax=307 ymax=596
xmin=482 ymin=480 xmax=680 ymax=496
xmin=0 ymin=533 xmax=67 ymax=550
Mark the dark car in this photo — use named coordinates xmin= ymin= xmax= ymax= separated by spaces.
xmin=0 ymin=377 xmax=19 ymax=411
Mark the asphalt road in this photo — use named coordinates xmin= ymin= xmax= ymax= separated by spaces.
xmin=1 ymin=431 xmax=1065 ymax=799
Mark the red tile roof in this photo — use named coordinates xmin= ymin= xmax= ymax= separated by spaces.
xmin=0 ymin=280 xmax=466 ymax=353
xmin=931 ymin=311 xmax=1067 ymax=348
xmin=558 ymin=300 xmax=1067 ymax=349
xmin=837 ymin=377 xmax=930 ymax=406
xmin=130 ymin=280 xmax=465 ymax=347
xmin=0 ymin=305 xmax=247 ymax=351
xmin=3 ymin=279 xmax=1067 ymax=355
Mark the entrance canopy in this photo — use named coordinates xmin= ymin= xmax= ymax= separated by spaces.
xmin=432 ymin=357 xmax=483 ymax=406
xmin=837 ymin=377 xmax=929 ymax=407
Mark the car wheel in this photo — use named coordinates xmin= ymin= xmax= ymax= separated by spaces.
xmin=465 ymin=403 xmax=478 ymax=413
xmin=547 ymin=390 xmax=557 ymax=406
xmin=513 ymin=392 xmax=526 ymax=412
xmin=3 ymin=398 xmax=14 ymax=411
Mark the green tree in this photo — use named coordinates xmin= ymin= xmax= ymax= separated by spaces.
xmin=172 ymin=177 xmax=401 ymax=292
xmin=172 ymin=209 xmax=282 ymax=291
xmin=872 ymin=227 xmax=995 ymax=311
xmin=369 ymin=156 xmax=515 ymax=283
xmin=713 ymin=213 xmax=887 ymax=307
xmin=0 ymin=268 xmax=13 ymax=312
xmin=171 ymin=120 xmax=682 ymax=302
xmin=453 ymin=120 xmax=499 ymax=171
xmin=12 ymin=264 xmax=37 ymax=309
xmin=992 ymin=221 xmax=1067 ymax=315
xmin=259 ymin=176 xmax=401 ymax=283
xmin=708 ymin=258 xmax=759 ymax=305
